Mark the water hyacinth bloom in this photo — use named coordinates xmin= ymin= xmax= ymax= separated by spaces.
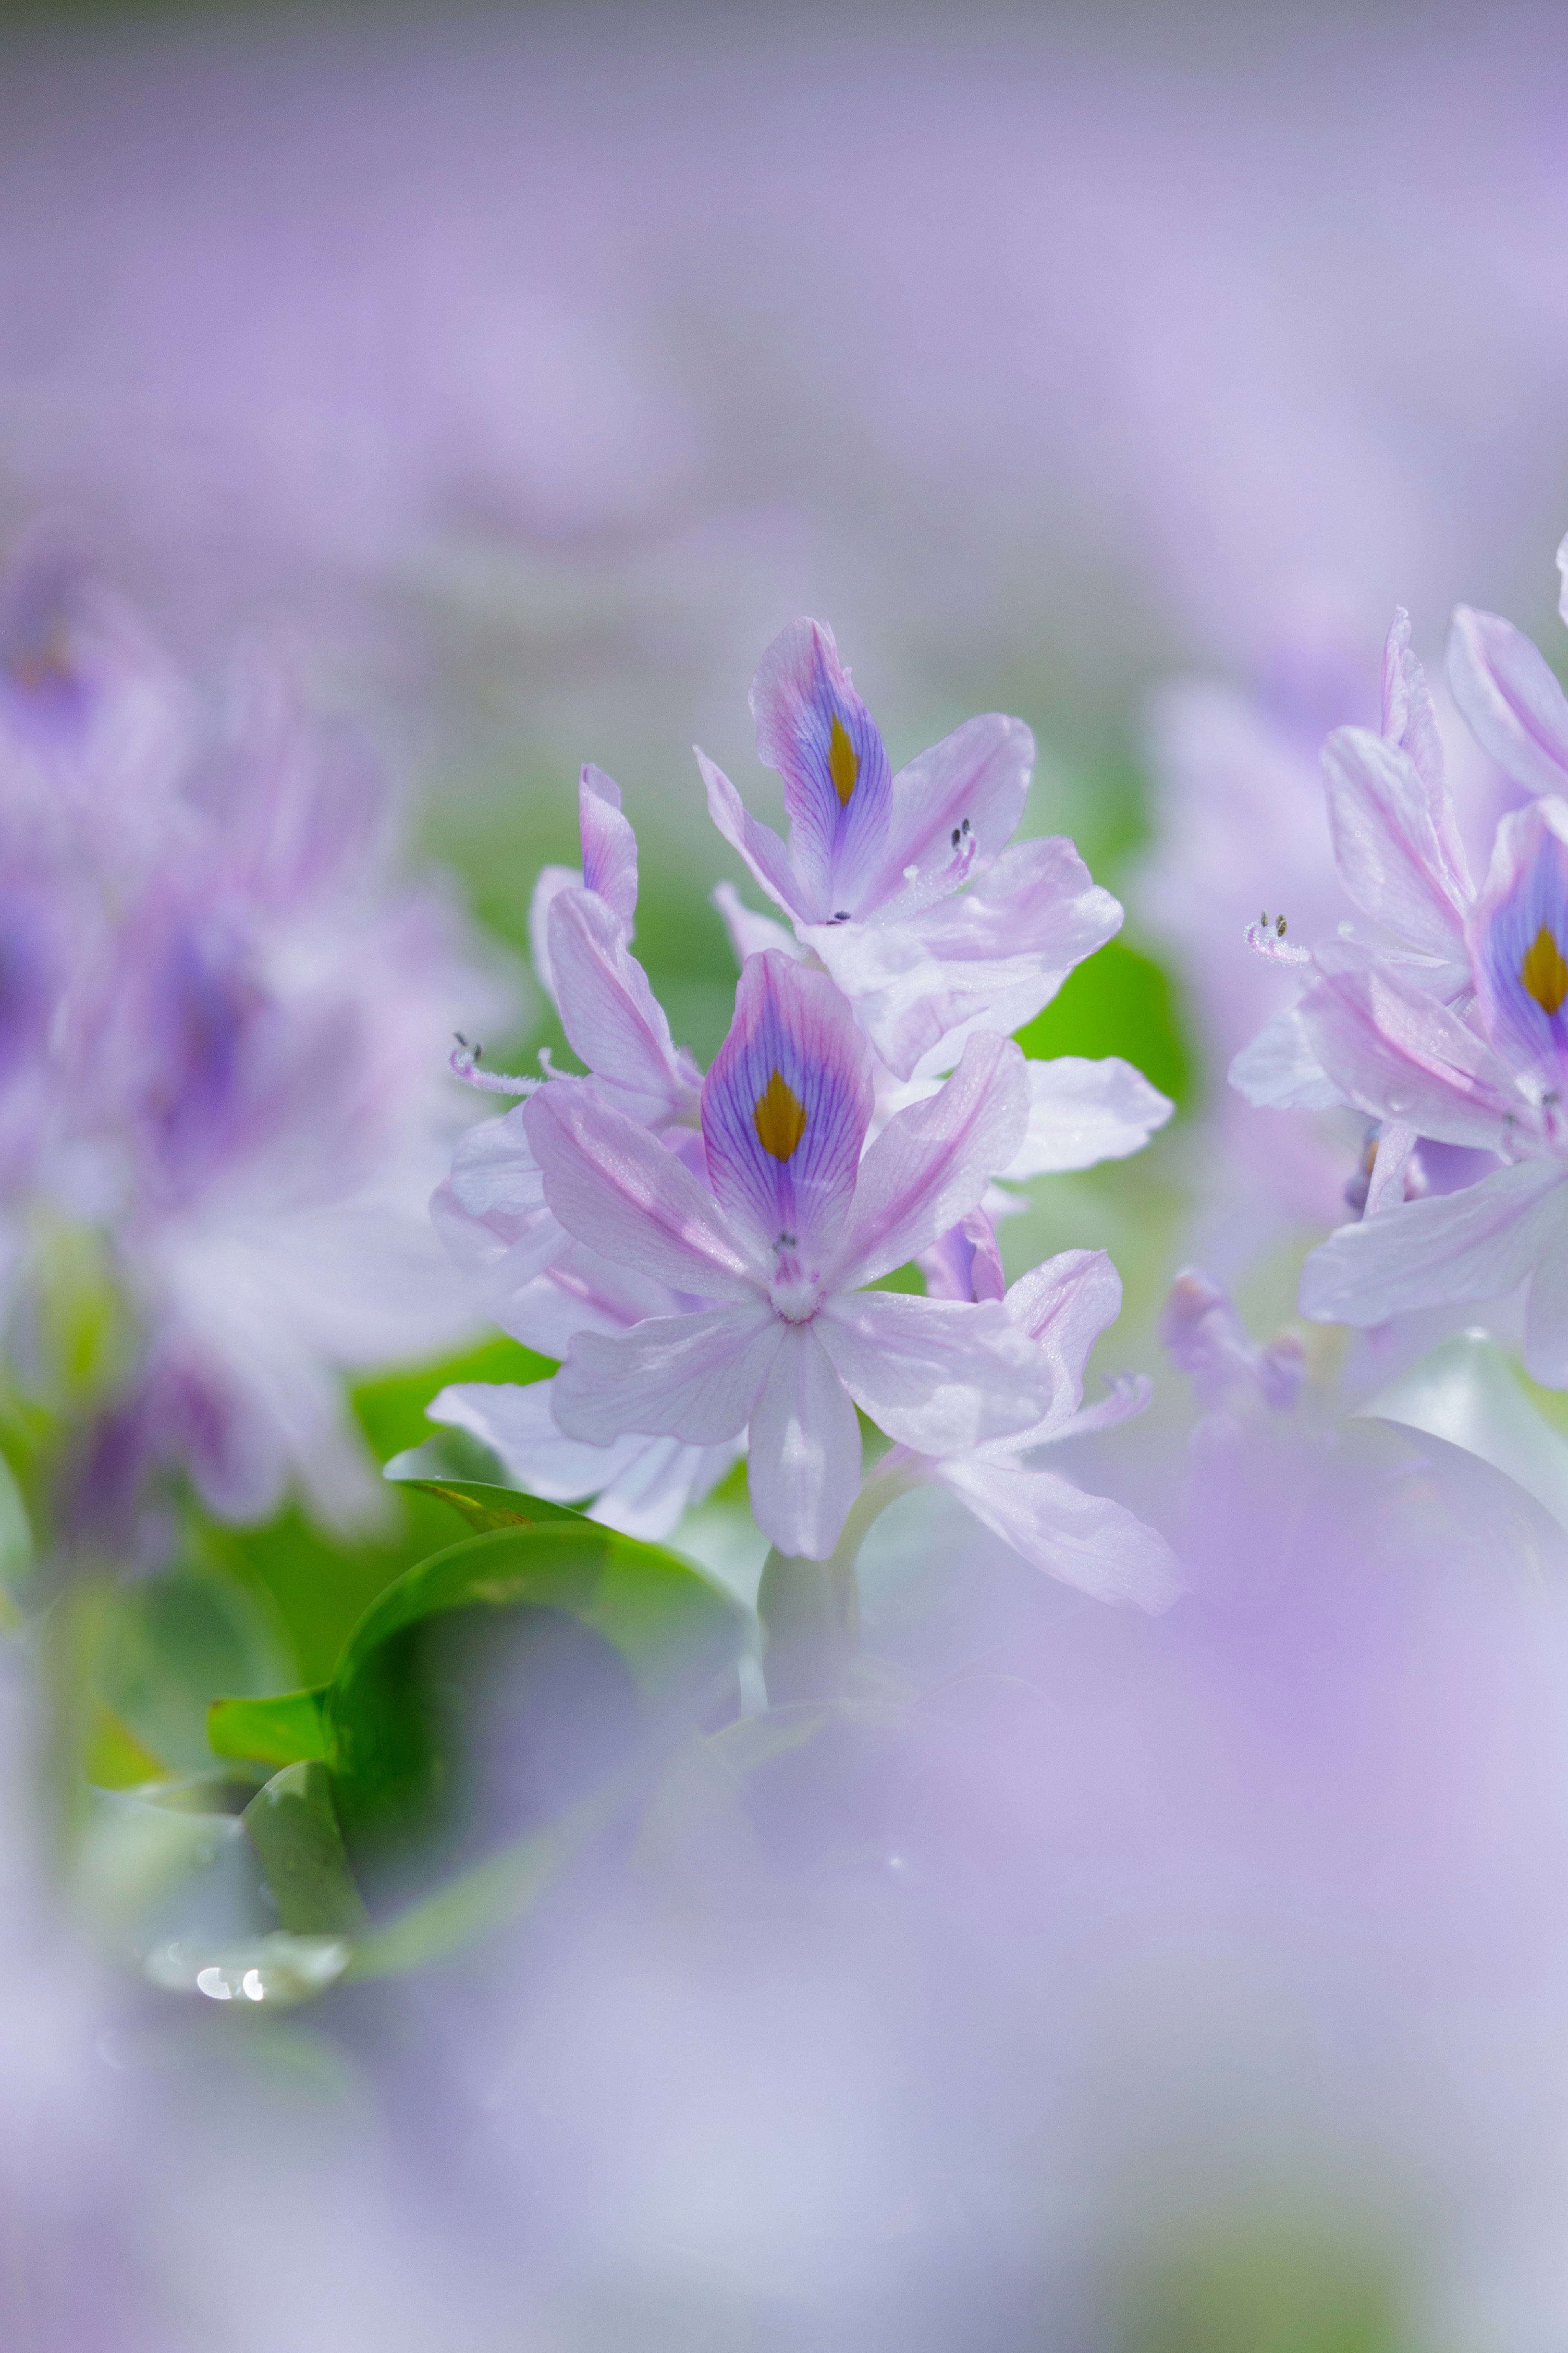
xmin=0 ymin=546 xmax=509 ymax=1532
xmin=528 ymin=949 xmax=1054 ymax=1559
xmin=1291 ymin=796 xmax=1568 ymax=1378
xmin=702 ymin=618 xmax=1122 ymax=1081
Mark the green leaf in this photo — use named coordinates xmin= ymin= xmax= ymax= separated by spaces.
xmin=1014 ymin=935 xmax=1191 ymax=1108
xmin=208 ymin=1686 xmax=329 ymax=1769
xmin=325 ymin=1521 xmax=748 ymax=1909
xmin=383 ymin=1445 xmax=592 ymax=1538
xmin=87 ymin=1701 xmax=171 ymax=1791
xmin=241 ymin=1762 xmax=370 ymax=1938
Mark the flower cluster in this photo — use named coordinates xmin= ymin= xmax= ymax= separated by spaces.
xmin=1229 ymin=532 xmax=1568 ymax=1383
xmin=434 ymin=620 xmax=1176 ymax=1599
xmin=0 ymin=541 xmax=510 ymax=1537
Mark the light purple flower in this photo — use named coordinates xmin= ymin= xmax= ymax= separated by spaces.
xmin=1291 ymin=795 xmax=1568 ymax=1378
xmin=528 ymin=949 xmax=1052 ymax=1559
xmin=701 ymin=618 xmax=1121 ymax=1081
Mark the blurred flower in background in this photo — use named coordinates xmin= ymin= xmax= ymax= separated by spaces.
xmin=0 ymin=533 xmax=512 ymax=1548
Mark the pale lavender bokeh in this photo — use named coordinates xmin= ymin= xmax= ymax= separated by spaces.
xmin=0 ymin=2 xmax=1566 ymax=783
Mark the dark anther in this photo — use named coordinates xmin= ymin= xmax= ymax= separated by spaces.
xmin=960 ymin=817 xmax=971 ymax=836
xmin=831 ymin=910 xmax=851 ymax=923
xmin=1276 ymin=915 xmax=1287 ymax=937
xmin=951 ymin=827 xmax=962 ymax=848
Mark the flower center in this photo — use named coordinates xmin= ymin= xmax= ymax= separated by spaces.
xmin=1521 ymin=924 xmax=1568 ymax=1015
xmin=753 ymin=1069 xmax=808 ymax=1160
xmin=827 ymin=714 xmax=859 ymax=808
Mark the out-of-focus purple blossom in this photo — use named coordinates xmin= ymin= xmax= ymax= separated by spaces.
xmin=4 ymin=6 xmax=1568 ymax=781
xmin=1161 ymin=1266 xmax=1306 ymax=1416
xmin=0 ymin=542 xmax=512 ymax=1536
xmin=703 ymin=618 xmax=1120 ymax=1081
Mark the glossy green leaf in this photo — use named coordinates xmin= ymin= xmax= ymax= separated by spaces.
xmin=241 ymin=1762 xmax=370 ymax=1938
xmin=1014 ymin=935 xmax=1191 ymax=1108
xmin=208 ymin=1686 xmax=329 ymax=1769
xmin=389 ymin=1474 xmax=588 ymax=1538
xmin=325 ymin=1521 xmax=748 ymax=1907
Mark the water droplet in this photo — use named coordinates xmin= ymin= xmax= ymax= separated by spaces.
xmin=147 ymin=1933 xmax=352 ymax=2008
xmin=1387 ymin=1090 xmax=1415 ymax=1115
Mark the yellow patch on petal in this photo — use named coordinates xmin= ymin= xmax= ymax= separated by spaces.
xmin=1521 ymin=924 xmax=1568 ymax=1015
xmin=753 ymin=1068 xmax=808 ymax=1161
xmin=827 ymin=714 xmax=859 ymax=808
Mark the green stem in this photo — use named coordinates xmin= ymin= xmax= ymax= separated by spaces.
xmin=755 ymin=1455 xmax=923 ymax=1706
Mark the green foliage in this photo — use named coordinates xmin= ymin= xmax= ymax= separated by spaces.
xmin=1014 ymin=935 xmax=1192 ymax=1109
xmin=241 ymin=1764 xmax=369 ymax=1938
xmin=1109 ymin=2216 xmax=1405 ymax=2353
xmin=211 ymin=1333 xmax=555 ymax=1686
xmin=326 ymin=1518 xmax=747 ymax=1900
xmin=190 ymin=1498 xmax=748 ymax=1989
xmin=208 ymin=1687 xmax=329 ymax=1771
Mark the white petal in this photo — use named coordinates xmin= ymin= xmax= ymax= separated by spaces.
xmin=815 ymin=1290 xmax=1050 ymax=1454
xmin=746 ymin=1321 xmax=862 ymax=1561
xmin=449 ymin=1102 xmax=547 ymax=1220
xmin=698 ymin=748 xmax=812 ymax=922
xmin=546 ymin=890 xmax=693 ymax=1120
xmin=526 ymin=1082 xmax=761 ymax=1300
xmin=710 ymin=881 xmax=800 ymax=967
xmin=1298 ymin=1159 xmax=1568 ymax=1327
xmin=430 ymin=1378 xmax=733 ymax=1543
xmin=1447 ymin=604 xmax=1568 ymax=798
xmin=1002 ymin=1247 xmax=1123 ymax=1425
xmin=1004 ymin=1056 xmax=1173 ymax=1177
xmin=831 ymin=1032 xmax=1028 ymax=1289
xmin=933 ymin=1458 xmax=1183 ymax=1610
xmin=808 ymin=836 xmax=1120 ymax=1082
xmin=1228 ymin=1004 xmax=1346 ymax=1111
xmin=1321 ymin=726 xmax=1471 ymax=957
xmin=553 ymin=1302 xmax=783 ymax=1447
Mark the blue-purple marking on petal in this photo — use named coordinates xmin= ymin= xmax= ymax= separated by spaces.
xmin=701 ymin=950 xmax=871 ymax=1267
